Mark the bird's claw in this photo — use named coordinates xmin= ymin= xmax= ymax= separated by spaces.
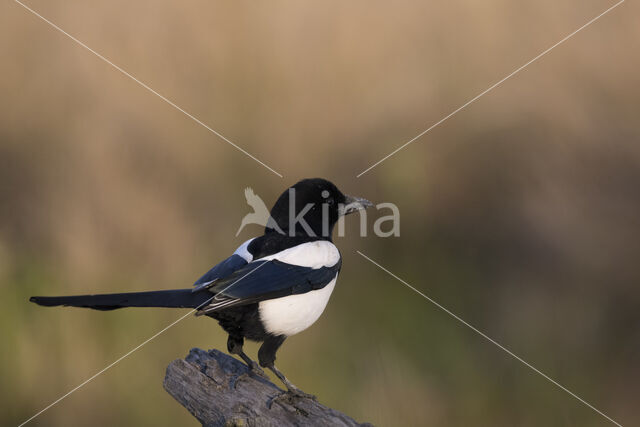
xmin=287 ymin=388 xmax=317 ymax=400
xmin=267 ymin=388 xmax=317 ymax=409
xmin=247 ymin=362 xmax=270 ymax=380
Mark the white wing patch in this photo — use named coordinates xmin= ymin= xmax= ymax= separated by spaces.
xmin=256 ymin=240 xmax=340 ymax=268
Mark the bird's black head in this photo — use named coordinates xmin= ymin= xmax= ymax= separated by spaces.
xmin=268 ymin=178 xmax=372 ymax=239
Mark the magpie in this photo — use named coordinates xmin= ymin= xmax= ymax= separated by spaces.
xmin=30 ymin=178 xmax=372 ymax=398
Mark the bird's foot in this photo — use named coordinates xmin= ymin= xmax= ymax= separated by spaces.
xmin=247 ymin=361 xmax=270 ymax=380
xmin=286 ymin=387 xmax=316 ymax=400
xmin=231 ymin=362 xmax=270 ymax=389
xmin=267 ymin=387 xmax=317 ymax=409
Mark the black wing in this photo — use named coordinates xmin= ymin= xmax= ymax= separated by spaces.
xmin=197 ymin=258 xmax=342 ymax=314
xmin=192 ymin=254 xmax=249 ymax=292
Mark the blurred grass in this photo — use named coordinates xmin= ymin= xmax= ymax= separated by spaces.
xmin=2 ymin=0 xmax=640 ymax=425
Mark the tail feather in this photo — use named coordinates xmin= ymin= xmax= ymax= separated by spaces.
xmin=30 ymin=289 xmax=212 ymax=311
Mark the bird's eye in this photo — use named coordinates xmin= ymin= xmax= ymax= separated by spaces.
xmin=321 ymin=189 xmax=334 ymax=205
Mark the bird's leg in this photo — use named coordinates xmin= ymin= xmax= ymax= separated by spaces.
xmin=227 ymin=335 xmax=268 ymax=385
xmin=258 ymin=335 xmax=316 ymax=405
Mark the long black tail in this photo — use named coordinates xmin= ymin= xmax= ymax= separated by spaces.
xmin=30 ymin=289 xmax=212 ymax=311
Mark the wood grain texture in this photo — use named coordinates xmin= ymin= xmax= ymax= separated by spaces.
xmin=164 ymin=348 xmax=372 ymax=427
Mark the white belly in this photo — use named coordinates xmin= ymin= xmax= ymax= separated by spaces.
xmin=259 ymin=276 xmax=337 ymax=336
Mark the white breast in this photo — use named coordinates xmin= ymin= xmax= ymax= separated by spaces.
xmin=259 ymin=276 xmax=337 ymax=336
xmin=256 ymin=240 xmax=341 ymax=336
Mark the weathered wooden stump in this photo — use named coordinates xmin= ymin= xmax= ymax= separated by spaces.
xmin=163 ymin=348 xmax=371 ymax=427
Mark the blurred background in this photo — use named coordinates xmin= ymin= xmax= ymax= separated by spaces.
xmin=1 ymin=0 xmax=639 ymax=425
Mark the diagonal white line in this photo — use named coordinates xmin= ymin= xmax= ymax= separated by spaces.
xmin=13 ymin=0 xmax=283 ymax=178
xmin=357 ymin=250 xmax=624 ymax=427
xmin=356 ymin=0 xmax=625 ymax=178
xmin=19 ymin=260 xmax=270 ymax=426
xmin=18 ymin=308 xmax=199 ymax=427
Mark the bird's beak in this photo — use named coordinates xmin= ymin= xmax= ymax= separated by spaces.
xmin=340 ymin=195 xmax=374 ymax=216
